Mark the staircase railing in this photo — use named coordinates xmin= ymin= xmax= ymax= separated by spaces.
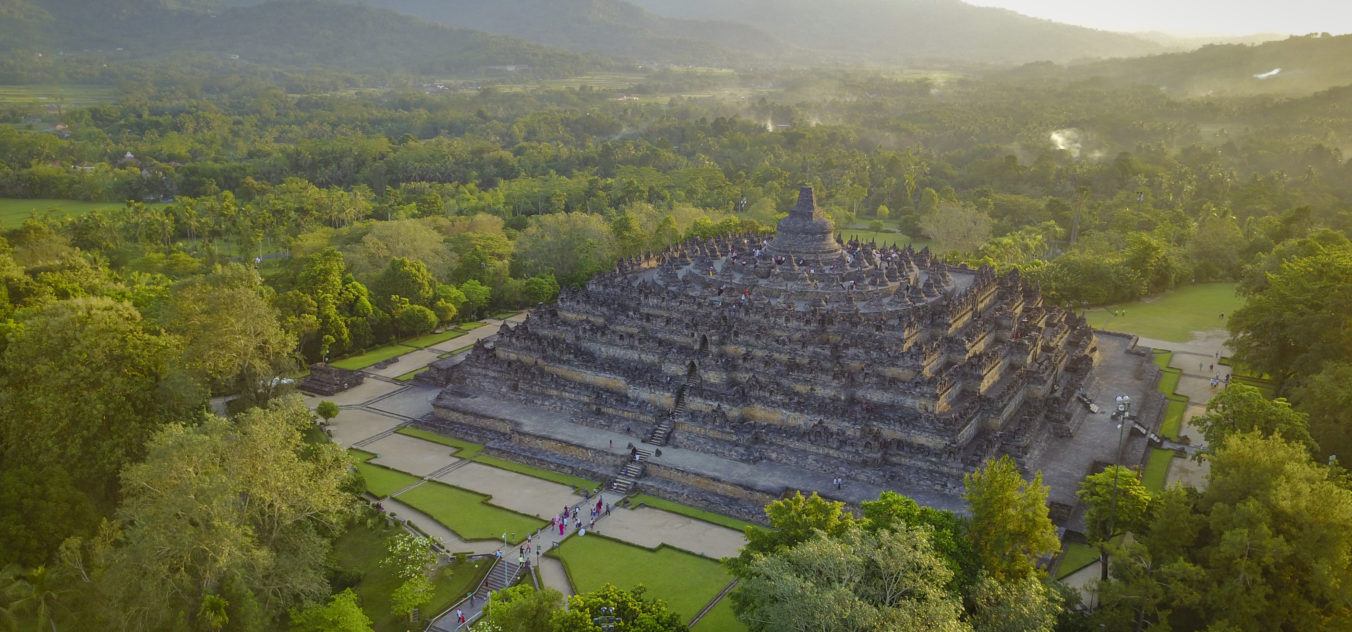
xmin=424 ymin=556 xmax=500 ymax=632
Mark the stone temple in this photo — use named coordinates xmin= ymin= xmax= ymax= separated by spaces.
xmin=428 ymin=187 xmax=1162 ymax=522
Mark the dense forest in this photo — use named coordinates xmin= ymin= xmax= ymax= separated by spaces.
xmin=1 ymin=2 xmax=1352 ymax=628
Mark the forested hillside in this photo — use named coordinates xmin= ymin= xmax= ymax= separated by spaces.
xmin=631 ymin=0 xmax=1166 ymax=64
xmin=1 ymin=0 xmax=594 ymax=76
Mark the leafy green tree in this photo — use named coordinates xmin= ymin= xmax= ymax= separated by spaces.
xmin=962 ymin=456 xmax=1059 ymax=581
xmin=1193 ymin=384 xmax=1313 ymax=450
xmin=734 ymin=491 xmax=858 ymax=571
xmin=96 ymin=396 xmax=351 ymax=631
xmin=1229 ymin=248 xmax=1352 ymax=385
xmin=513 ymin=212 xmax=617 ymax=286
xmin=967 ymin=573 xmax=1062 ymax=632
xmin=1076 ymin=465 xmax=1152 ymax=581
xmin=390 ymin=576 xmax=433 ymax=625
xmin=732 ymin=526 xmax=968 ymax=632
xmin=0 ymin=297 xmax=201 ymax=501
xmin=381 ymin=533 xmax=435 ymax=583
xmin=0 ymin=464 xmax=98 ymax=568
xmin=315 ymin=401 xmax=340 ymax=424
xmin=161 ymin=264 xmax=297 ymax=401
xmin=1292 ymin=361 xmax=1352 ymax=464
xmin=860 ymin=491 xmax=977 ymax=595
xmin=375 ymin=257 xmax=436 ymax=309
xmin=459 ymin=279 xmax=492 ymax=317
xmin=920 ymin=202 xmax=993 ymax=254
xmin=483 ymin=584 xmax=563 ymax=632
xmin=550 ymin=584 xmax=684 ymax=632
xmin=388 ymin=296 xmax=437 ymax=338
xmin=289 ymin=589 xmax=372 ymax=632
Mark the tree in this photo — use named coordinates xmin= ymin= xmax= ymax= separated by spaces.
xmin=0 ymin=464 xmax=98 ymax=568
xmin=967 ymin=573 xmax=1062 ymax=632
xmin=1228 ymin=248 xmax=1352 ymax=386
xmin=483 ymin=584 xmax=563 ymax=632
xmin=550 ymin=584 xmax=685 ymax=632
xmin=1292 ymin=361 xmax=1352 ymax=464
xmin=1193 ymin=384 xmax=1313 ymax=450
xmin=734 ymin=492 xmax=857 ymax=571
xmin=289 ymin=589 xmax=372 ymax=632
xmin=97 ymin=396 xmax=350 ymax=630
xmin=374 ymin=257 xmax=436 ymax=309
xmin=315 ymin=400 xmax=340 ymax=424
xmin=0 ymin=297 xmax=200 ymax=501
xmin=459 ymin=279 xmax=492 ymax=318
xmin=388 ymin=296 xmax=437 ymax=338
xmin=962 ymin=456 xmax=1059 ymax=581
xmin=919 ymin=202 xmax=993 ymax=254
xmin=732 ymin=527 xmax=968 ymax=632
xmin=513 ymin=212 xmax=617 ymax=286
xmin=1076 ymin=465 xmax=1152 ymax=581
xmin=874 ymin=204 xmax=890 ymax=220
xmin=390 ymin=576 xmax=434 ymax=625
xmin=860 ymin=491 xmax=977 ymax=595
xmin=161 ymin=264 xmax=297 ymax=401
xmin=382 ymin=533 xmax=435 ymax=583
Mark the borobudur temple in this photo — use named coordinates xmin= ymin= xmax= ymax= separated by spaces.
xmin=428 ymin=187 xmax=1163 ymax=522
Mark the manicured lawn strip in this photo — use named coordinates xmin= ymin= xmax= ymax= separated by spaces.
xmin=395 ymin=367 xmax=428 ymax=382
xmin=443 ymin=344 xmax=476 ymax=357
xmin=489 ymin=310 xmax=522 ymax=320
xmin=1161 ymin=395 xmax=1188 ymax=440
xmin=331 ymin=343 xmax=418 ymax=370
xmin=551 ymin=534 xmax=734 ymax=620
xmin=1055 ymin=542 xmax=1100 ymax=580
xmin=1083 ymin=283 xmax=1241 ymax=342
xmin=1158 ymin=367 xmax=1182 ymax=397
xmin=1142 ymin=448 xmax=1174 ymax=492
xmin=331 ymin=521 xmax=492 ymax=632
xmin=404 ymin=330 xmax=468 ymax=349
xmin=396 ymin=427 xmax=484 ymax=458
xmin=397 ymin=480 xmax=544 ymax=544
xmin=455 ymin=320 xmax=487 ymax=332
xmin=349 ymin=447 xmax=377 ymax=463
xmin=629 ymin=494 xmax=757 ymax=533
xmin=693 ymin=594 xmax=747 ymax=632
xmin=1152 ymin=350 xmax=1173 ymax=370
xmin=356 ymin=462 xmax=421 ymax=498
xmin=471 ymin=453 xmax=598 ymax=489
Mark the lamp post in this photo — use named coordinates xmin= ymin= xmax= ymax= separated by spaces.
xmin=1101 ymin=394 xmax=1132 ymax=583
xmin=593 ymin=606 xmax=621 ymax=632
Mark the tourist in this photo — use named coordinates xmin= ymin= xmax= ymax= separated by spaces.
xmin=457 ymin=609 xmax=465 ymax=625
xmin=605 ymin=502 xmax=611 ymax=516
xmin=579 ymin=527 xmax=586 ymax=536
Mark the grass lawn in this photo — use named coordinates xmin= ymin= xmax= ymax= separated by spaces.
xmin=1142 ymin=448 xmax=1175 ymax=492
xmin=489 ymin=310 xmax=522 ymax=321
xmin=471 ymin=453 xmax=598 ymax=490
xmin=0 ymin=197 xmax=165 ymax=228
xmin=1158 ymin=367 xmax=1182 ymax=397
xmin=397 ymin=480 xmax=544 ymax=544
xmin=693 ymin=596 xmax=747 ymax=632
xmin=1055 ymin=542 xmax=1100 ymax=580
xmin=1161 ymin=396 xmax=1188 ymax=440
xmin=551 ymin=534 xmax=734 ymax=621
xmin=331 ymin=343 xmax=418 ymax=370
xmin=1083 ymin=283 xmax=1240 ymax=342
xmin=629 ymin=494 xmax=756 ymax=533
xmin=455 ymin=320 xmax=487 ymax=332
xmin=396 ymin=427 xmax=484 ymax=459
xmin=356 ymin=462 xmax=421 ymax=499
xmin=1152 ymin=350 xmax=1173 ymax=370
xmin=330 ymin=520 xmax=492 ymax=632
xmin=403 ymin=330 xmax=467 ymax=349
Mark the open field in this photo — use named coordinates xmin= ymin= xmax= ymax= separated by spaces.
xmin=693 ymin=595 xmax=747 ymax=632
xmin=1085 ymin=283 xmax=1241 ymax=342
xmin=0 ymin=198 xmax=162 ymax=228
xmin=0 ymin=84 xmax=120 ymax=107
xmin=552 ymin=534 xmax=734 ymax=621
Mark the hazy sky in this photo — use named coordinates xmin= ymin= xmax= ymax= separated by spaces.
xmin=965 ymin=0 xmax=1352 ymax=36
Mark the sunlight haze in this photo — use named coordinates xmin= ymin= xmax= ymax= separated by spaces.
xmin=966 ymin=0 xmax=1352 ymax=36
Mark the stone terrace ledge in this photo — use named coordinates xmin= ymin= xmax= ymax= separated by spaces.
xmin=435 ymin=390 xmax=968 ymax=514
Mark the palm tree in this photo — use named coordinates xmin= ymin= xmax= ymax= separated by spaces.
xmin=0 ymin=564 xmax=29 ymax=632
xmin=11 ymin=566 xmax=61 ymax=632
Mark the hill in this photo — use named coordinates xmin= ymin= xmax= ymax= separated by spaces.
xmin=1012 ymin=34 xmax=1352 ymax=97
xmin=2 ymin=0 xmax=595 ymax=77
xmin=353 ymin=0 xmax=789 ymax=66
xmin=628 ymin=0 xmax=1167 ymax=65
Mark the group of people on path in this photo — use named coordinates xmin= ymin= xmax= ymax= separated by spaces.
xmin=549 ymin=493 xmax=610 ymax=537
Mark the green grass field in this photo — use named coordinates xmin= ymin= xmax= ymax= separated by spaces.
xmin=0 ymin=198 xmax=163 ymax=228
xmin=396 ymin=427 xmax=483 ymax=458
xmin=1161 ymin=396 xmax=1188 ymax=440
xmin=1084 ymin=283 xmax=1241 ymax=342
xmin=1152 ymin=350 xmax=1173 ymax=370
xmin=0 ymin=84 xmax=119 ymax=107
xmin=1142 ymin=448 xmax=1175 ymax=492
xmin=1055 ymin=542 xmax=1100 ymax=580
xmin=1158 ymin=368 xmax=1182 ymax=397
xmin=629 ymin=494 xmax=756 ymax=533
xmin=402 ymin=330 xmax=467 ymax=349
xmin=693 ymin=596 xmax=747 ymax=632
xmin=356 ymin=462 xmax=421 ymax=499
xmin=397 ymin=480 xmax=544 ymax=544
xmin=330 ymin=521 xmax=491 ymax=632
xmin=330 ymin=343 xmax=417 ymax=370
xmin=395 ymin=367 xmax=428 ymax=382
xmin=552 ymin=535 xmax=734 ymax=621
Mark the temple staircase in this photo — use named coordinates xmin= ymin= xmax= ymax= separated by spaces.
xmin=607 ymin=446 xmax=651 ymax=494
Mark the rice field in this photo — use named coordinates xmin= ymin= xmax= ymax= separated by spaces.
xmin=0 ymin=84 xmax=120 ymax=107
